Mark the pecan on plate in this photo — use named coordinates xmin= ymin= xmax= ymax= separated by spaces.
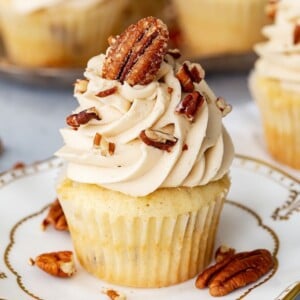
xmin=30 ymin=251 xmax=76 ymax=278
xmin=102 ymin=16 xmax=169 ymax=86
xmin=195 ymin=248 xmax=274 ymax=297
xmin=42 ymin=198 xmax=68 ymax=231
xmin=215 ymin=245 xmax=236 ymax=263
xmin=140 ymin=129 xmax=178 ymax=152
xmin=105 ymin=289 xmax=126 ymax=300
xmin=175 ymin=91 xmax=205 ymax=122
xmin=66 ymin=107 xmax=100 ymax=129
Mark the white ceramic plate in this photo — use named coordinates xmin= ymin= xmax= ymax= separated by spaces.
xmin=0 ymin=155 xmax=299 ymax=300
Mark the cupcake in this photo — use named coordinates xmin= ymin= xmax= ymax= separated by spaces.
xmin=0 ymin=0 xmax=127 ymax=68
xmin=250 ymin=0 xmax=300 ymax=169
xmin=172 ymin=0 xmax=270 ymax=58
xmin=56 ymin=17 xmax=234 ymax=287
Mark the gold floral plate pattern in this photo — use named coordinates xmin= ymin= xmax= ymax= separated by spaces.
xmin=0 ymin=154 xmax=299 ymax=300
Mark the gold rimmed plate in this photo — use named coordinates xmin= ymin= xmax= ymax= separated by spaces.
xmin=0 ymin=155 xmax=299 ymax=299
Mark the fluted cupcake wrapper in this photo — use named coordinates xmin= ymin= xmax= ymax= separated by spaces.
xmin=58 ymin=176 xmax=229 ymax=287
xmin=0 ymin=0 xmax=126 ymax=67
xmin=250 ymin=73 xmax=300 ymax=169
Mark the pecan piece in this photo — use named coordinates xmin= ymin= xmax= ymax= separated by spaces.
xmin=105 ymin=289 xmax=126 ymax=300
xmin=265 ymin=0 xmax=279 ymax=20
xmin=175 ymin=91 xmax=205 ymax=121
xmin=167 ymin=48 xmax=181 ymax=59
xmin=176 ymin=63 xmax=194 ymax=92
xmin=215 ymin=245 xmax=236 ymax=263
xmin=93 ymin=133 xmax=115 ymax=156
xmin=195 ymin=249 xmax=274 ymax=297
xmin=74 ymin=79 xmax=89 ymax=94
xmin=140 ymin=129 xmax=178 ymax=152
xmin=96 ymin=86 xmax=117 ymax=98
xmin=12 ymin=161 xmax=26 ymax=169
xmin=215 ymin=97 xmax=232 ymax=117
xmin=66 ymin=107 xmax=100 ymax=128
xmin=42 ymin=198 xmax=68 ymax=231
xmin=102 ymin=16 xmax=169 ymax=86
xmin=30 ymin=251 xmax=76 ymax=278
xmin=176 ymin=62 xmax=205 ymax=93
xmin=294 ymin=24 xmax=300 ymax=45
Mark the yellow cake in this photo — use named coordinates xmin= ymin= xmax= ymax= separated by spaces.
xmin=250 ymin=0 xmax=300 ymax=169
xmin=0 ymin=0 xmax=126 ymax=68
xmin=173 ymin=0 xmax=270 ymax=57
xmin=55 ymin=17 xmax=234 ymax=287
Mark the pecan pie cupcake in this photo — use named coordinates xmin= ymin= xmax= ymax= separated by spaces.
xmin=173 ymin=0 xmax=270 ymax=57
xmin=250 ymin=0 xmax=300 ymax=169
xmin=56 ymin=17 xmax=234 ymax=287
xmin=0 ymin=0 xmax=126 ymax=68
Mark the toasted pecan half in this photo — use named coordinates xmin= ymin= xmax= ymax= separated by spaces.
xmin=102 ymin=16 xmax=169 ymax=86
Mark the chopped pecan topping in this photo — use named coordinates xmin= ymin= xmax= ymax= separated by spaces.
xmin=176 ymin=62 xmax=205 ymax=92
xmin=215 ymin=97 xmax=232 ymax=117
xmin=74 ymin=79 xmax=89 ymax=94
xmin=140 ymin=129 xmax=178 ymax=152
xmin=189 ymin=64 xmax=205 ymax=83
xmin=176 ymin=63 xmax=194 ymax=92
xmin=96 ymin=86 xmax=117 ymax=98
xmin=167 ymin=87 xmax=173 ymax=94
xmin=294 ymin=24 xmax=300 ymax=45
xmin=13 ymin=161 xmax=26 ymax=169
xmin=102 ymin=17 xmax=169 ymax=86
xmin=66 ymin=107 xmax=100 ymax=128
xmin=42 ymin=199 xmax=68 ymax=231
xmin=182 ymin=144 xmax=188 ymax=151
xmin=195 ymin=248 xmax=274 ymax=297
xmin=265 ymin=0 xmax=279 ymax=20
xmin=30 ymin=251 xmax=76 ymax=278
xmin=215 ymin=245 xmax=236 ymax=263
xmin=93 ymin=133 xmax=115 ymax=156
xmin=175 ymin=91 xmax=205 ymax=121
xmin=105 ymin=289 xmax=126 ymax=300
xmin=167 ymin=48 xmax=181 ymax=59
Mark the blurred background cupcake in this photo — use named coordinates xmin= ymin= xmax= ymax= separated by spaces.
xmin=172 ymin=0 xmax=271 ymax=58
xmin=0 ymin=0 xmax=127 ymax=68
xmin=118 ymin=0 xmax=180 ymax=49
xmin=250 ymin=0 xmax=300 ymax=169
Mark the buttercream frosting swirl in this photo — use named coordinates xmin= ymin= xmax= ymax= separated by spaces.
xmin=56 ymin=53 xmax=234 ymax=196
xmin=254 ymin=0 xmax=300 ymax=90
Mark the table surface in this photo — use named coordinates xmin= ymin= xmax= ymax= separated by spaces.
xmin=0 ymin=71 xmax=299 ymax=180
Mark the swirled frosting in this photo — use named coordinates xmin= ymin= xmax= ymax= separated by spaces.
xmin=56 ymin=54 xmax=234 ymax=196
xmin=254 ymin=0 xmax=300 ymax=91
xmin=6 ymin=0 xmax=102 ymax=14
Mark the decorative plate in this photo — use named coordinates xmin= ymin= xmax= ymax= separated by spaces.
xmin=0 ymin=155 xmax=299 ymax=300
